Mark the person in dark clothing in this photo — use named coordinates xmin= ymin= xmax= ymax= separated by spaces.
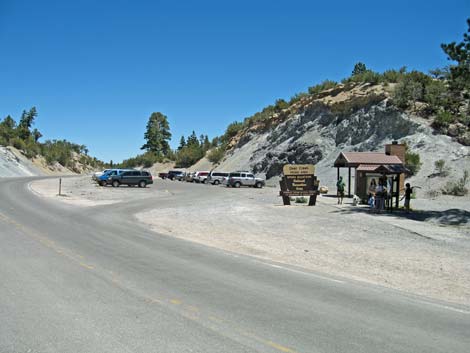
xmin=336 ymin=176 xmax=345 ymax=205
xmin=401 ymin=183 xmax=413 ymax=212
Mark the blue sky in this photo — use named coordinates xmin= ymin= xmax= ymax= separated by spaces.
xmin=1 ymin=0 xmax=469 ymax=162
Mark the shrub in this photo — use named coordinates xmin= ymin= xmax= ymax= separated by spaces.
xmin=295 ymin=197 xmax=308 ymax=204
xmin=349 ymin=70 xmax=382 ymax=85
xmin=207 ymin=147 xmax=225 ymax=164
xmin=221 ymin=121 xmax=243 ymax=144
xmin=442 ymin=170 xmax=469 ymax=196
xmin=392 ymin=80 xmax=411 ymax=108
xmin=433 ymin=110 xmax=455 ymax=129
xmin=289 ymin=92 xmax=308 ymax=105
xmin=434 ymin=159 xmax=448 ymax=176
xmin=10 ymin=137 xmax=26 ymax=151
xmin=405 ymin=149 xmax=421 ymax=176
xmin=274 ymin=99 xmax=289 ymax=111
xmin=391 ymin=71 xmax=433 ymax=109
xmin=175 ymin=146 xmax=204 ymax=168
xmin=382 ymin=69 xmax=403 ymax=83
xmin=23 ymin=138 xmax=40 ymax=159
xmin=0 ymin=136 xmax=8 ymax=146
xmin=308 ymin=80 xmax=338 ymax=95
xmin=424 ymin=80 xmax=448 ymax=112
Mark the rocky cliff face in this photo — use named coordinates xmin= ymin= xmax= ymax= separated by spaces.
xmin=216 ymin=84 xmax=470 ymax=197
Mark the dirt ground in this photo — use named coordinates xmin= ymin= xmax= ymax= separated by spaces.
xmin=30 ymin=176 xmax=470 ymax=306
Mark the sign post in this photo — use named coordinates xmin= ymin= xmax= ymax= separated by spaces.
xmin=279 ymin=164 xmax=319 ymax=206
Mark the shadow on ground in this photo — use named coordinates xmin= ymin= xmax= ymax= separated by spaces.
xmin=331 ymin=206 xmax=470 ymax=226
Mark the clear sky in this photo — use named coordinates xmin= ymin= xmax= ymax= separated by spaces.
xmin=1 ymin=0 xmax=469 ymax=162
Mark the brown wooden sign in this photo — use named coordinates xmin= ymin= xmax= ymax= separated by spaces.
xmin=279 ymin=164 xmax=319 ymax=206
xmin=282 ymin=164 xmax=315 ymax=176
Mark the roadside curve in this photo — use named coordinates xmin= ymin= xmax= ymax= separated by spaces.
xmin=1 ymin=177 xmax=470 ymax=353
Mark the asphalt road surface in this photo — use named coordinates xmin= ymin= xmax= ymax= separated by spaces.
xmin=1 ymin=177 xmax=469 ymax=353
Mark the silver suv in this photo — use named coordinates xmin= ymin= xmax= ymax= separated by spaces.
xmin=206 ymin=171 xmax=229 ymax=185
xmin=225 ymin=171 xmax=265 ymax=188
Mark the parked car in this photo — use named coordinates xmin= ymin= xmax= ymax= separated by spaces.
xmin=206 ymin=171 xmax=229 ymax=185
xmin=184 ymin=172 xmax=196 ymax=182
xmin=175 ymin=171 xmax=187 ymax=181
xmin=168 ymin=170 xmax=184 ymax=180
xmin=108 ymin=170 xmax=153 ymax=188
xmin=158 ymin=172 xmax=168 ymax=179
xmin=96 ymin=169 xmax=130 ymax=186
xmin=224 ymin=172 xmax=265 ymax=188
xmin=194 ymin=171 xmax=210 ymax=183
xmin=93 ymin=169 xmax=113 ymax=180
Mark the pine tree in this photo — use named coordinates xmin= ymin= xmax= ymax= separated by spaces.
xmin=203 ymin=135 xmax=211 ymax=151
xmin=441 ymin=18 xmax=470 ymax=92
xmin=178 ymin=136 xmax=186 ymax=151
xmin=141 ymin=112 xmax=172 ymax=156
xmin=32 ymin=128 xmax=43 ymax=142
xmin=0 ymin=115 xmax=17 ymax=143
xmin=186 ymin=131 xmax=199 ymax=147
xmin=352 ymin=62 xmax=367 ymax=76
xmin=17 ymin=107 xmax=37 ymax=140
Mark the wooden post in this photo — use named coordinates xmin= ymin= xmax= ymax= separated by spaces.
xmin=279 ymin=178 xmax=291 ymax=205
xmin=395 ymin=173 xmax=400 ymax=209
xmin=348 ymin=167 xmax=351 ymax=197
xmin=337 ymin=167 xmax=340 ymax=181
xmin=308 ymin=195 xmax=317 ymax=206
xmin=282 ymin=195 xmax=291 ymax=205
xmin=59 ymin=178 xmax=62 ymax=196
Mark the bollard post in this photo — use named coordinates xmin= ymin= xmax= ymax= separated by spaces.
xmin=59 ymin=178 xmax=62 ymax=196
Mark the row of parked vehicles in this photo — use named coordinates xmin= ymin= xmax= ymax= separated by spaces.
xmin=159 ymin=170 xmax=266 ymax=188
xmin=93 ymin=169 xmax=153 ymax=188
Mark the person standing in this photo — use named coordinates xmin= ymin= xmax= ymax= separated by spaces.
xmin=368 ymin=178 xmax=376 ymax=207
xmin=375 ymin=179 xmax=385 ymax=213
xmin=336 ymin=176 xmax=346 ymax=205
xmin=401 ymin=183 xmax=413 ymax=213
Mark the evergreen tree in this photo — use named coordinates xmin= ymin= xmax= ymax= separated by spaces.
xmin=203 ymin=135 xmax=211 ymax=151
xmin=186 ymin=131 xmax=199 ymax=147
xmin=178 ymin=136 xmax=186 ymax=151
xmin=17 ymin=107 xmax=37 ymax=140
xmin=352 ymin=62 xmax=367 ymax=76
xmin=141 ymin=112 xmax=172 ymax=156
xmin=0 ymin=115 xmax=17 ymax=144
xmin=32 ymin=128 xmax=42 ymax=142
xmin=441 ymin=18 xmax=470 ymax=92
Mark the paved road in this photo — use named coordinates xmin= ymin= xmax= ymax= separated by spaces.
xmin=1 ymin=177 xmax=469 ymax=353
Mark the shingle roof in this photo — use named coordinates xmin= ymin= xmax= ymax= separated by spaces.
xmin=334 ymin=152 xmax=403 ymax=167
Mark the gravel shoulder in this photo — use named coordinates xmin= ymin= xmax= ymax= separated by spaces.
xmin=31 ymin=175 xmax=470 ymax=306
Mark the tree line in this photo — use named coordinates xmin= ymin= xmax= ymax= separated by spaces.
xmin=0 ymin=107 xmax=103 ymax=169
xmin=118 ymin=112 xmax=215 ymax=169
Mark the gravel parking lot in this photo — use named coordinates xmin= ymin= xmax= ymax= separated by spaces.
xmin=31 ymin=175 xmax=470 ymax=306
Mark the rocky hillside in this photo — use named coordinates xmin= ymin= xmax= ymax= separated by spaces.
xmin=214 ymin=83 xmax=470 ymax=197
xmin=0 ymin=146 xmax=98 ymax=178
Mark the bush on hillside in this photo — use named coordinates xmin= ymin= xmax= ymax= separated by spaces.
xmin=207 ymin=147 xmax=225 ymax=164
xmin=308 ymin=80 xmax=338 ymax=95
xmin=442 ymin=170 xmax=469 ymax=196
xmin=424 ymin=80 xmax=448 ymax=112
xmin=434 ymin=159 xmax=448 ymax=176
xmin=404 ymin=148 xmax=422 ymax=176
xmin=382 ymin=69 xmax=403 ymax=83
xmin=175 ymin=146 xmax=204 ymax=168
xmin=10 ymin=137 xmax=26 ymax=151
xmin=432 ymin=110 xmax=456 ymax=129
